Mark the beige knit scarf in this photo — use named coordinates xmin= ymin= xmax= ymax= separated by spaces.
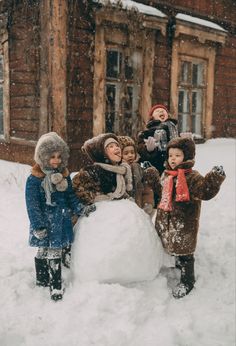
xmin=94 ymin=162 xmax=133 ymax=201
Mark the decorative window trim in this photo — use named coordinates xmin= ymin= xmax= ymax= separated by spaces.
xmin=170 ymin=39 xmax=216 ymax=139
xmin=93 ymin=7 xmax=167 ymax=135
xmin=175 ymin=15 xmax=227 ymax=45
xmin=0 ymin=31 xmax=10 ymax=142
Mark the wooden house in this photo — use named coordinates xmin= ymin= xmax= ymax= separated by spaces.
xmin=0 ymin=0 xmax=235 ymax=171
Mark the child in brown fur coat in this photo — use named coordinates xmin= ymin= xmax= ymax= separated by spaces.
xmin=154 ymin=137 xmax=225 ymax=298
xmin=118 ymin=135 xmax=159 ymax=216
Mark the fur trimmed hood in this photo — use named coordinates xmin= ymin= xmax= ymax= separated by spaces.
xmin=82 ymin=133 xmax=120 ymax=163
xmin=167 ymin=137 xmax=195 ymax=161
xmin=34 ymin=132 xmax=69 ymax=169
xmin=31 ymin=164 xmax=69 ymax=178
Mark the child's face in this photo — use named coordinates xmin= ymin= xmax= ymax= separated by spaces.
xmin=152 ymin=108 xmax=168 ymax=122
xmin=105 ymin=142 xmax=121 ymax=163
xmin=122 ymin=146 xmax=136 ymax=165
xmin=168 ymin=148 xmax=184 ymax=169
xmin=49 ymin=152 xmax=62 ymax=169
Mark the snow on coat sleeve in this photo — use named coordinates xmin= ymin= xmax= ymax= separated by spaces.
xmin=25 ymin=175 xmax=47 ymax=230
xmin=189 ymin=169 xmax=225 ymax=201
xmin=66 ymin=176 xmax=85 ymax=216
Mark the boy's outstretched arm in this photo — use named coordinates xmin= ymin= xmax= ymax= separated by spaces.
xmin=189 ymin=165 xmax=226 ymax=201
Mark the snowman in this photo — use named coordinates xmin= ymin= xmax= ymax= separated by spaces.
xmin=71 ymin=133 xmax=164 ymax=284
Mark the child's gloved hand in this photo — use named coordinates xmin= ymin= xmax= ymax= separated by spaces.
xmin=143 ymin=203 xmax=153 ymax=215
xmin=212 ymin=165 xmax=226 ymax=177
xmin=33 ymin=229 xmax=47 ymax=240
xmin=144 ymin=137 xmax=156 ymax=152
xmin=81 ymin=204 xmax=96 ymax=217
xmin=141 ymin=161 xmax=153 ymax=169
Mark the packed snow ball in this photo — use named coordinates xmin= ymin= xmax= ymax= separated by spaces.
xmin=71 ymin=199 xmax=163 ymax=284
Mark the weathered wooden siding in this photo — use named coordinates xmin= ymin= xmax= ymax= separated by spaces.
xmin=66 ymin=2 xmax=95 ymax=170
xmin=0 ymin=2 xmax=39 ymax=164
xmin=9 ymin=2 xmax=40 ymax=141
xmin=214 ymin=35 xmax=236 ymax=137
xmin=152 ymin=31 xmax=171 ymax=113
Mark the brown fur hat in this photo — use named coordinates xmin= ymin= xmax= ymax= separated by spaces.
xmin=82 ymin=133 xmax=120 ymax=163
xmin=167 ymin=137 xmax=195 ymax=161
xmin=34 ymin=132 xmax=69 ymax=169
xmin=118 ymin=136 xmax=136 ymax=152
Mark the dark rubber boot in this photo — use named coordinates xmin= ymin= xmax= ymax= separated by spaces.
xmin=62 ymin=245 xmax=71 ymax=269
xmin=48 ymin=259 xmax=63 ymax=301
xmin=173 ymin=255 xmax=195 ymax=299
xmin=34 ymin=257 xmax=49 ymax=287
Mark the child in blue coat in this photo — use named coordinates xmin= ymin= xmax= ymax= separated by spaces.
xmin=25 ymin=132 xmax=95 ymax=301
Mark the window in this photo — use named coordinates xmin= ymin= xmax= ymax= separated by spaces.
xmin=178 ymin=59 xmax=206 ymax=137
xmin=105 ymin=49 xmax=142 ymax=137
xmin=171 ymin=15 xmax=227 ymax=139
xmin=93 ymin=6 xmax=167 ymax=137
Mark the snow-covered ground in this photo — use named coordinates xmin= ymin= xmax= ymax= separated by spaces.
xmin=0 ymin=138 xmax=235 ymax=346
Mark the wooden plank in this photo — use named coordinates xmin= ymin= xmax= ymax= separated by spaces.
xmin=38 ymin=0 xmax=50 ymax=137
xmin=3 ymin=32 xmax=10 ymax=142
xmin=50 ymin=0 xmax=68 ymax=139
xmin=93 ymin=24 xmax=106 ymax=135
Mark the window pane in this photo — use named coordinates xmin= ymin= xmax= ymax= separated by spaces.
xmin=178 ymin=89 xmax=190 ymax=132
xmin=105 ymin=84 xmax=116 ymax=132
xmin=124 ymin=56 xmax=133 ymax=80
xmin=106 ymin=50 xmax=122 ymax=79
xmin=120 ymin=86 xmax=133 ymax=135
xmin=180 ymin=61 xmax=190 ymax=83
xmin=192 ymin=114 xmax=201 ymax=135
xmin=192 ymin=90 xmax=202 ymax=113
xmin=192 ymin=63 xmax=204 ymax=85
xmin=179 ymin=113 xmax=191 ymax=133
xmin=192 ymin=90 xmax=202 ymax=135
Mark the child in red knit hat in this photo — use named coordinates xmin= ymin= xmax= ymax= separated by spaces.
xmin=153 ymin=136 xmax=225 ymax=298
xmin=137 ymin=104 xmax=178 ymax=175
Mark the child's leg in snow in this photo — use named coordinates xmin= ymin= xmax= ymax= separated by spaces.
xmin=62 ymin=245 xmax=71 ymax=268
xmin=172 ymin=254 xmax=195 ymax=299
xmin=47 ymin=248 xmax=63 ymax=301
xmin=35 ymin=248 xmax=49 ymax=287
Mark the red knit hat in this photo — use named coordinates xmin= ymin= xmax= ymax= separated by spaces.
xmin=148 ymin=104 xmax=169 ymax=118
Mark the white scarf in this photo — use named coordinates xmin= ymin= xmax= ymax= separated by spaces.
xmin=94 ymin=162 xmax=133 ymax=201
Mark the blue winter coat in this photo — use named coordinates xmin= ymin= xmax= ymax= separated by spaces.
xmin=25 ymin=167 xmax=84 ymax=249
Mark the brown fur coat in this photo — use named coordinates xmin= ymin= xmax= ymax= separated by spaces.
xmin=130 ymin=163 xmax=159 ymax=209
xmin=72 ymin=165 xmax=119 ymax=205
xmin=154 ymin=160 xmax=225 ymax=255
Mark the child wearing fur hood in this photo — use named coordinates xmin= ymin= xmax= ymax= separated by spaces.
xmin=154 ymin=136 xmax=225 ymax=298
xmin=25 ymin=132 xmax=95 ymax=301
xmin=118 ymin=135 xmax=159 ymax=216
xmin=72 ymin=133 xmax=133 ymax=205
xmin=137 ymin=104 xmax=178 ymax=175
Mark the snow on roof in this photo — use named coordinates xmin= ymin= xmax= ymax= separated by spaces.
xmin=176 ymin=13 xmax=227 ymax=32
xmin=93 ymin=0 xmax=167 ymax=18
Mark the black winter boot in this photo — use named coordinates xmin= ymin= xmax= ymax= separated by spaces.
xmin=48 ymin=259 xmax=63 ymax=301
xmin=34 ymin=257 xmax=49 ymax=287
xmin=172 ymin=255 xmax=195 ymax=299
xmin=62 ymin=245 xmax=71 ymax=269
